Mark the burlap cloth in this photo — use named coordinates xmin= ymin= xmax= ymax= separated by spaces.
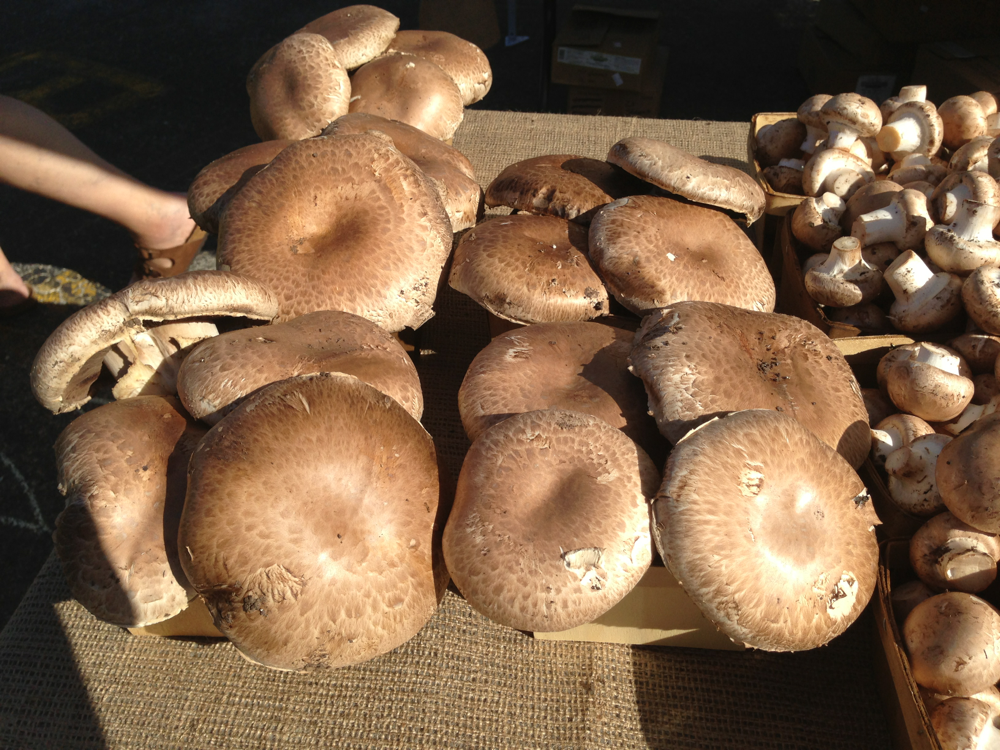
xmin=0 ymin=112 xmax=891 ymax=749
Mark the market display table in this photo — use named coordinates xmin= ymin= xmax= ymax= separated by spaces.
xmin=0 ymin=111 xmax=891 ymax=749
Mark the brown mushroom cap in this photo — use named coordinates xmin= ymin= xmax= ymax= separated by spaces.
xmin=792 ymin=192 xmax=846 ymax=252
xmin=322 ymin=111 xmax=480 ymax=231
xmin=802 ymin=147 xmax=875 ymax=199
xmin=904 ymin=592 xmax=1000 ymax=696
xmin=216 ymin=132 xmax=452 ymax=330
xmin=385 ymin=30 xmax=492 ymax=106
xmin=884 ymin=342 xmax=975 ymax=422
xmin=484 ymin=154 xmax=647 ymax=222
xmin=862 ymin=386 xmax=896 ymax=425
xmin=54 ymin=396 xmax=207 ymax=627
xmin=963 ymin=266 xmax=1000 ymax=335
xmin=179 ymin=372 xmax=444 ymax=671
xmin=655 ymin=409 xmax=879 ymax=651
xmin=761 ymin=164 xmax=804 ymax=195
xmin=589 ymin=195 xmax=775 ymax=314
xmin=950 ymin=135 xmax=995 ymax=173
xmin=938 ymin=412 xmax=1000 ymax=533
xmin=349 ymin=53 xmax=464 ymax=141
xmin=940 ymin=96 xmax=988 ymax=151
xmin=177 ymin=310 xmax=423 ymax=425
xmin=630 ymin=301 xmax=871 ymax=468
xmin=606 ymin=136 xmax=766 ymax=224
xmin=931 ymin=170 xmax=1000 ymax=226
xmin=30 ymin=271 xmax=279 ymax=414
xmin=322 ymin=112 xmax=474 ymax=178
xmin=950 ymin=332 xmax=1000 ymax=374
xmin=798 ymin=94 xmax=833 ymax=152
xmin=247 ymin=33 xmax=351 ymax=142
xmin=820 ymin=93 xmax=883 ymax=146
xmin=457 ymin=321 xmax=663 ymax=458
xmin=298 ymin=5 xmax=399 ymax=70
xmin=187 ymin=140 xmax=294 ymax=234
xmin=443 ymin=409 xmax=659 ymax=632
xmin=755 ymin=117 xmax=806 ymax=168
xmin=931 ymin=694 xmax=1000 ymax=749
xmin=448 ymin=214 xmax=609 ymax=324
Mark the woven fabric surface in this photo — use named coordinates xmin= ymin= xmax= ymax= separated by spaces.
xmin=0 ymin=111 xmax=892 ymax=749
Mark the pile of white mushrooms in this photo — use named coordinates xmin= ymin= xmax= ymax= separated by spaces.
xmin=869 ymin=337 xmax=1000 ymax=747
xmin=758 ymin=86 xmax=1000 ymax=338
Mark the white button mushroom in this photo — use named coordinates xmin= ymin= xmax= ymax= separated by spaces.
xmin=883 ymin=251 xmax=964 ymax=333
xmin=904 ymin=592 xmax=1000 ymax=697
xmin=910 ymin=511 xmax=1000 ymax=592
xmin=885 ymin=433 xmax=952 ymax=516
xmin=803 ymin=236 xmax=881 ymax=307
xmin=883 ymin=342 xmax=974 ymax=422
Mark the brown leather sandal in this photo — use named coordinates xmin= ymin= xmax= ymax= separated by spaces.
xmin=134 ymin=226 xmax=208 ymax=279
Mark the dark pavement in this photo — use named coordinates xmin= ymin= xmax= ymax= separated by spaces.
xmin=0 ymin=0 xmax=816 ymax=629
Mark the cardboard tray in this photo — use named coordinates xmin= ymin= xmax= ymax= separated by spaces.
xmin=534 ymin=560 xmax=745 ymax=650
xmin=874 ymin=540 xmax=943 ymax=750
xmin=747 ymin=112 xmax=808 ymax=217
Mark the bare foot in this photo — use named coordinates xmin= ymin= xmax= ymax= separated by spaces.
xmin=0 ymin=251 xmax=32 ymax=311
xmin=129 ymin=192 xmax=198 ymax=250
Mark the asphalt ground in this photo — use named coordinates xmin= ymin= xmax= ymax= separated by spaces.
xmin=0 ymin=0 xmax=816 ymax=631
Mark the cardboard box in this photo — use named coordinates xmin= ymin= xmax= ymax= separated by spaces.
xmin=874 ymin=540 xmax=943 ymax=750
xmin=127 ymin=597 xmax=223 ymax=638
xmin=849 ymin=0 xmax=1000 ymax=44
xmin=911 ymin=38 xmax=1000 ymax=104
xmin=815 ymin=0 xmax=901 ymax=66
xmin=551 ymin=5 xmax=660 ymax=93
xmin=747 ymin=112 xmax=808 ymax=217
xmin=534 ymin=562 xmax=745 ymax=649
xmin=798 ymin=25 xmax=904 ymax=103
xmin=566 ymin=45 xmax=668 ymax=118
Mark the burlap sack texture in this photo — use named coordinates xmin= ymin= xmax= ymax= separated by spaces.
xmin=0 ymin=112 xmax=892 ymax=749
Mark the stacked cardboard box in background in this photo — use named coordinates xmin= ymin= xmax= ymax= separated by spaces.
xmin=551 ymin=6 xmax=664 ymax=119
xmin=799 ymin=0 xmax=1000 ymax=99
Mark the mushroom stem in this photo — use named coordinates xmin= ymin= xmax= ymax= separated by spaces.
xmin=941 ymin=548 xmax=998 ymax=588
xmin=827 ymin=122 xmax=862 ymax=150
xmin=826 ymin=168 xmax=865 ymax=198
xmin=952 ymin=199 xmax=1000 ymax=242
xmin=870 ymin=413 xmax=935 ymax=467
xmin=815 ymin=236 xmax=863 ymax=275
xmin=913 ymin=342 xmax=963 ymax=376
xmin=853 ymin=189 xmax=932 ymax=250
xmin=801 ymin=126 xmax=825 ymax=155
xmin=105 ymin=320 xmax=219 ymax=399
xmin=885 ymin=251 xmax=937 ymax=301
xmin=877 ymin=115 xmax=924 ymax=154
xmin=900 ymin=85 xmax=927 ymax=103
xmin=940 ymin=181 xmax=975 ymax=224
xmin=910 ymin=511 xmax=1000 ymax=593
xmin=853 ymin=206 xmax=903 ymax=246
xmin=937 ymin=397 xmax=1000 ymax=436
